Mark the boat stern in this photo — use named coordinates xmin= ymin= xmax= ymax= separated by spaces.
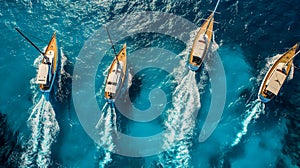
xmin=40 ymin=88 xmax=51 ymax=93
xmin=188 ymin=63 xmax=200 ymax=71
xmin=105 ymin=98 xmax=115 ymax=104
xmin=258 ymin=94 xmax=271 ymax=103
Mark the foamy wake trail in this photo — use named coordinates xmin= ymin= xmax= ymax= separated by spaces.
xmin=21 ymin=96 xmax=45 ymax=167
xmin=36 ymin=99 xmax=59 ymax=167
xmin=160 ymin=71 xmax=201 ymax=167
xmin=95 ymin=104 xmax=117 ymax=167
xmin=21 ymin=95 xmax=59 ymax=168
xmin=231 ymin=99 xmax=265 ymax=147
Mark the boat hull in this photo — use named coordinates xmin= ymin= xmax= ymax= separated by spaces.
xmin=106 ymin=98 xmax=115 ymax=104
xmin=258 ymin=94 xmax=271 ymax=103
xmin=188 ymin=63 xmax=200 ymax=71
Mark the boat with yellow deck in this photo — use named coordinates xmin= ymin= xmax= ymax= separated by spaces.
xmin=104 ymin=44 xmax=127 ymax=103
xmin=103 ymin=27 xmax=127 ymax=104
xmin=258 ymin=43 xmax=300 ymax=103
xmin=188 ymin=0 xmax=220 ymax=71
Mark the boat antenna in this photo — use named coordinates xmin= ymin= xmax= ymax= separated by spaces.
xmin=15 ymin=28 xmax=47 ymax=58
xmin=212 ymin=0 xmax=221 ymax=15
xmin=204 ymin=0 xmax=221 ymax=35
xmin=105 ymin=26 xmax=119 ymax=63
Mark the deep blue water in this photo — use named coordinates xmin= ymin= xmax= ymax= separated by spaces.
xmin=1 ymin=0 xmax=300 ymax=167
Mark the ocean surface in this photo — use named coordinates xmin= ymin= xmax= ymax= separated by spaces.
xmin=1 ymin=0 xmax=300 ymax=167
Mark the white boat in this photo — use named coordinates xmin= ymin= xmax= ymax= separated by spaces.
xmin=258 ymin=43 xmax=300 ymax=103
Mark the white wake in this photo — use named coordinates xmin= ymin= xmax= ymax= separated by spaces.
xmin=160 ymin=70 xmax=201 ymax=167
xmin=21 ymin=94 xmax=59 ymax=167
xmin=95 ymin=103 xmax=117 ymax=168
xmin=231 ymin=100 xmax=265 ymax=147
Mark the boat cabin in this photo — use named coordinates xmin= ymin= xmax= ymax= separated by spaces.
xmin=192 ymin=56 xmax=202 ymax=65
xmin=265 ymin=63 xmax=287 ymax=96
xmin=105 ymin=62 xmax=123 ymax=97
xmin=192 ymin=34 xmax=208 ymax=65
xmin=36 ymin=63 xmax=49 ymax=85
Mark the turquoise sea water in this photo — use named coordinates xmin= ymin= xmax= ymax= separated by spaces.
xmin=1 ymin=0 xmax=300 ymax=167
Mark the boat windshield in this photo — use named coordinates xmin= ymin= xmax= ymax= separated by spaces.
xmin=192 ymin=56 xmax=202 ymax=65
xmin=43 ymin=57 xmax=51 ymax=65
xmin=276 ymin=69 xmax=287 ymax=75
xmin=107 ymin=81 xmax=117 ymax=86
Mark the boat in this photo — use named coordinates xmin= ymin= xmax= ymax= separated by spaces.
xmin=258 ymin=43 xmax=300 ymax=103
xmin=15 ymin=28 xmax=59 ymax=93
xmin=104 ymin=44 xmax=127 ymax=103
xmin=188 ymin=0 xmax=220 ymax=71
xmin=103 ymin=27 xmax=127 ymax=103
xmin=36 ymin=33 xmax=58 ymax=92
